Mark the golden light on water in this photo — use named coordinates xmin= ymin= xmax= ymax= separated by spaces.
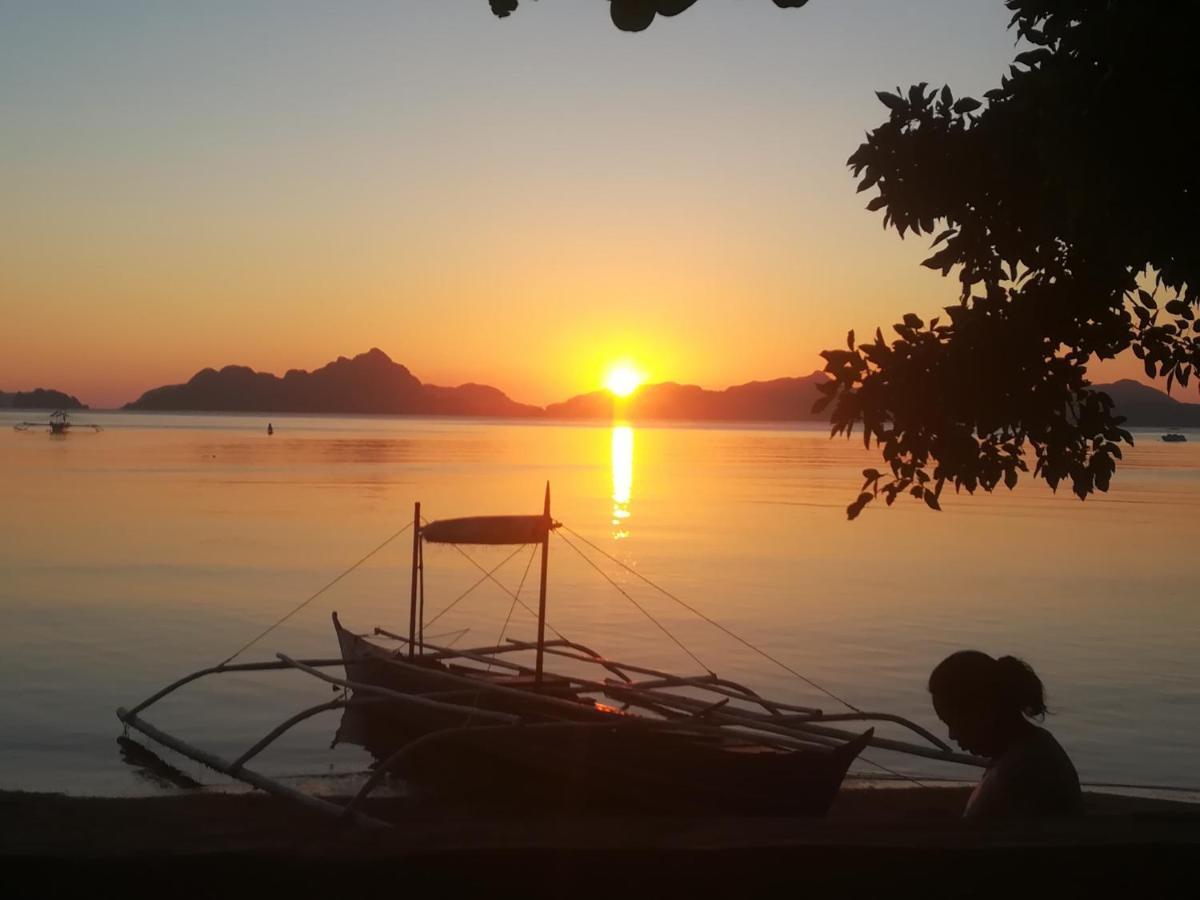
xmin=611 ymin=425 xmax=634 ymax=540
xmin=603 ymin=363 xmax=643 ymax=398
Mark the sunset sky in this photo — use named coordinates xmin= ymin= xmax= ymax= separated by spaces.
xmin=1 ymin=1 xmax=1144 ymax=408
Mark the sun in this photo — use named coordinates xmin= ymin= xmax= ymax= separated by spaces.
xmin=604 ymin=363 xmax=643 ymax=398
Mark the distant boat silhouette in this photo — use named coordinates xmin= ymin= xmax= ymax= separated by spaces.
xmin=12 ymin=410 xmax=101 ymax=435
xmin=1162 ymin=433 xmax=1187 ymax=442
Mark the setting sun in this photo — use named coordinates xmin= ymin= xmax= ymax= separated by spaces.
xmin=604 ymin=363 xmax=644 ymax=397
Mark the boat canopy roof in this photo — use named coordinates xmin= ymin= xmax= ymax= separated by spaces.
xmin=422 ymin=515 xmax=554 ymax=545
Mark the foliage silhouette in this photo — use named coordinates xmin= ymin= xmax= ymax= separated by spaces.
xmin=816 ymin=0 xmax=1200 ymax=517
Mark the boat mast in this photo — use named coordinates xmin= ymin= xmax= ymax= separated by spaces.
xmin=408 ymin=501 xmax=421 ymax=657
xmin=417 ymin=535 xmax=425 ymax=649
xmin=535 ymin=482 xmax=550 ymax=684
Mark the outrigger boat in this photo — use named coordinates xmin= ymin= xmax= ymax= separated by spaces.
xmin=117 ymin=486 xmax=983 ymax=829
xmin=13 ymin=409 xmax=101 ymax=434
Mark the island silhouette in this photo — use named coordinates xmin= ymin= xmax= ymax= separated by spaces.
xmin=544 ymin=376 xmax=830 ymax=422
xmin=0 ymin=389 xmax=87 ymax=410
xmin=123 ymin=348 xmax=541 ymax=418
xmin=110 ymin=348 xmax=1200 ymax=427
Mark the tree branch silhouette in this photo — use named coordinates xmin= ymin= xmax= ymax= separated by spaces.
xmin=820 ymin=0 xmax=1199 ymax=517
xmin=489 ymin=1 xmax=808 ymax=33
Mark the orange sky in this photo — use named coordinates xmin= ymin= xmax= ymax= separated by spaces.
xmin=0 ymin=2 xmax=1154 ymax=408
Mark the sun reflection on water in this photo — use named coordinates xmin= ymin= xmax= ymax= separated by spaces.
xmin=611 ymin=424 xmax=634 ymax=539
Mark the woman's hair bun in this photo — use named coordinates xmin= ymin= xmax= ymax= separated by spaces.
xmin=995 ymin=655 xmax=1047 ymax=719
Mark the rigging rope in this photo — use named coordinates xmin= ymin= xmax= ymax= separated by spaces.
xmin=437 ymin=536 xmax=569 ymax=642
xmin=488 ymin=544 xmax=539 ymax=671
xmin=555 ymin=530 xmax=714 ymax=676
xmin=561 ymin=524 xmax=863 ymax=714
xmin=424 ymin=544 xmax=529 ymax=629
xmin=425 ymin=627 xmax=471 ymax=645
xmin=217 ymin=521 xmax=413 ymax=668
xmin=853 ymin=755 xmax=928 ymax=787
xmin=555 ymin=528 xmax=939 ymax=785
xmin=557 ymin=532 xmax=925 ymax=783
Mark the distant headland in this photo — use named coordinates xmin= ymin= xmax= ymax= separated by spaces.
xmin=48 ymin=348 xmax=1197 ymax=426
xmin=0 ymin=389 xmax=87 ymax=410
xmin=1094 ymin=379 xmax=1200 ymax=428
xmin=544 ymin=377 xmax=830 ymax=422
xmin=123 ymin=349 xmax=541 ymax=418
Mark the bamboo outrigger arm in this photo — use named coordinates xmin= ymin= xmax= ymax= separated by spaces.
xmin=599 ymin=683 xmax=981 ymax=767
xmin=124 ymin=657 xmax=350 ymax=718
xmin=374 ymin=629 xmax=636 ymax=685
xmin=114 ymin=655 xmax=528 ymax=830
xmin=116 ymin=704 xmax=392 ymax=830
xmin=361 ymin=632 xmax=975 ymax=765
xmin=276 ymin=654 xmax=521 ymax=724
xmin=526 ymin=642 xmax=825 ymax=715
xmin=229 ymin=697 xmax=385 ymax=773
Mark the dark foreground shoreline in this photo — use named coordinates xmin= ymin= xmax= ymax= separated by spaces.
xmin=4 ymin=787 xmax=1198 ymax=898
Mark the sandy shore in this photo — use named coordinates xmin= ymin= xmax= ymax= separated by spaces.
xmin=3 ymin=786 xmax=1198 ymax=898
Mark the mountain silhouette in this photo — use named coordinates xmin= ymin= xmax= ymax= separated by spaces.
xmin=1096 ymin=379 xmax=1200 ymax=427
xmin=118 ymin=350 xmax=1200 ymax=426
xmin=123 ymin=349 xmax=541 ymax=417
xmin=0 ymin=389 xmax=87 ymax=410
xmin=545 ymin=375 xmax=831 ymax=422
xmin=543 ymin=377 xmax=1200 ymax=425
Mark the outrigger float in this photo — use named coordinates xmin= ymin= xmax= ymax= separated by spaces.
xmin=117 ymin=486 xmax=983 ymax=829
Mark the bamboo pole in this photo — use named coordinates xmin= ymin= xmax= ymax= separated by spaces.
xmin=375 ymin=632 xmax=972 ymax=762
xmin=361 ymin=651 xmax=613 ymax=720
xmin=351 ymin=633 xmax=969 ymax=762
xmin=601 ymin=667 xmax=949 ymax=749
xmin=116 ymin=707 xmax=391 ymax=830
xmin=276 ymin=654 xmax=521 ymax=724
xmin=601 ymin=683 xmax=981 ymax=766
xmin=408 ymin=501 xmax=420 ymax=657
xmin=607 ymin=691 xmax=834 ymax=750
xmin=535 ymin=482 xmax=550 ymax=684
xmin=417 ymin=533 xmax=425 ymax=650
xmin=228 ymin=697 xmax=389 ymax=772
xmin=531 ymin=644 xmax=820 ymax=712
xmin=352 ymin=640 xmax=967 ymax=763
xmin=125 ymin=658 xmax=349 ymax=717
xmin=375 ymin=628 xmax=573 ymax=657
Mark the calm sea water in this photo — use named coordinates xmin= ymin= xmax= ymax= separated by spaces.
xmin=1 ymin=410 xmax=1197 ymax=796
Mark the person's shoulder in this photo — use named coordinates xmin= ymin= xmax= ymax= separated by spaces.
xmin=1019 ymin=726 xmax=1081 ymax=790
xmin=1026 ymin=725 xmax=1075 ymax=765
xmin=972 ymin=726 xmax=1082 ymax=819
xmin=998 ymin=726 xmax=1077 ymax=781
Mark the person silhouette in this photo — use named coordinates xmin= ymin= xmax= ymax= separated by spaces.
xmin=267 ymin=423 xmax=274 ymax=436
xmin=929 ymin=651 xmax=1082 ymax=819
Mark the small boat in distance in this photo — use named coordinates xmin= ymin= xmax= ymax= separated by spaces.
xmin=1162 ymin=433 xmax=1187 ymax=442
xmin=13 ymin=409 xmax=102 ymax=435
xmin=117 ymin=486 xmax=983 ymax=828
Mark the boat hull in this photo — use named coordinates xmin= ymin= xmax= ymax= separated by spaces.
xmin=333 ymin=614 xmax=870 ymax=816
xmin=393 ymin=721 xmax=869 ymax=815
